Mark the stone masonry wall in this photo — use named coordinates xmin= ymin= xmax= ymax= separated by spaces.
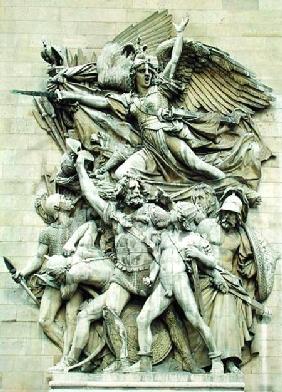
xmin=0 ymin=1 xmax=282 ymax=391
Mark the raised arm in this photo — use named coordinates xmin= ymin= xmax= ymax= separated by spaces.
xmin=162 ymin=17 xmax=189 ymax=80
xmin=75 ymin=151 xmax=108 ymax=219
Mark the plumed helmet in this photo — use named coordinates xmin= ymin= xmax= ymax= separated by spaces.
xmin=132 ymin=53 xmax=159 ymax=72
xmin=220 ymin=193 xmax=243 ymax=214
xmin=131 ymin=36 xmax=158 ymax=71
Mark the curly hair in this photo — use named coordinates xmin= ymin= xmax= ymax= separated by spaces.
xmin=114 ymin=174 xmax=149 ymax=209
xmin=187 ymin=183 xmax=219 ymax=218
xmin=34 ymin=193 xmax=56 ymax=224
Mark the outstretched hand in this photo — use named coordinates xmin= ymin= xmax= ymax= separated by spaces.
xmin=213 ymin=271 xmax=229 ymax=294
xmin=184 ymin=246 xmax=201 ymax=260
xmin=13 ymin=270 xmax=23 ymax=284
xmin=63 ymin=243 xmax=76 ymax=257
xmin=174 ymin=17 xmax=189 ymax=33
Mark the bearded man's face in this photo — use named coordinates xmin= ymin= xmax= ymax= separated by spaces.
xmin=124 ymin=179 xmax=145 ymax=208
xmin=219 ymin=211 xmax=238 ymax=231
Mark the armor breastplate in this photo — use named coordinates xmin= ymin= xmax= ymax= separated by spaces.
xmin=115 ymin=231 xmax=152 ymax=272
xmin=130 ymin=87 xmax=169 ymax=131
xmin=47 ymin=225 xmax=72 ymax=256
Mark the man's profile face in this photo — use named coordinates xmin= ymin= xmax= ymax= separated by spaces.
xmin=181 ymin=216 xmax=197 ymax=232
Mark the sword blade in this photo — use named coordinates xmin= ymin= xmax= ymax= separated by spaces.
xmin=3 ymin=256 xmax=40 ymax=306
xmin=3 ymin=256 xmax=16 ymax=274
xmin=11 ymin=89 xmax=56 ymax=100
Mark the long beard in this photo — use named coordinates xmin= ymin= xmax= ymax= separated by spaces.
xmin=124 ymin=194 xmax=144 ymax=208
xmin=220 ymin=217 xmax=236 ymax=231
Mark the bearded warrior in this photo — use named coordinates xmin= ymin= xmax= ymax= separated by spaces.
xmin=197 ymin=190 xmax=277 ymax=373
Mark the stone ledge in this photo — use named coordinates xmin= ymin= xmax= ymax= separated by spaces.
xmin=49 ymin=372 xmax=245 ymax=392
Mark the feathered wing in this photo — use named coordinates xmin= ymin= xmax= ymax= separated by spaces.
xmin=113 ymin=10 xmax=173 ymax=54
xmin=157 ymin=39 xmax=273 ymax=114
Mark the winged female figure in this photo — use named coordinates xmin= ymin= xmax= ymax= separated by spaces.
xmin=55 ymin=17 xmax=230 ymax=184
xmin=46 ymin=11 xmax=273 ymax=204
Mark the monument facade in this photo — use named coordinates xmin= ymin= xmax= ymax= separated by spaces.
xmin=1 ymin=2 xmax=282 ymax=392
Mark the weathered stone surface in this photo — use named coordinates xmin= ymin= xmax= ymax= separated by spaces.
xmin=49 ymin=372 xmax=245 ymax=392
xmin=1 ymin=2 xmax=282 ymax=392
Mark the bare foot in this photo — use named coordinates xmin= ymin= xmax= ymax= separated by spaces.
xmin=48 ymin=357 xmax=76 ymax=373
xmin=103 ymin=358 xmax=131 ymax=373
xmin=211 ymin=358 xmax=224 ymax=374
xmin=225 ymin=360 xmax=242 ymax=374
xmin=122 ymin=357 xmax=152 ymax=373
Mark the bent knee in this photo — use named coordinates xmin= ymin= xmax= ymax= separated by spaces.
xmin=137 ymin=311 xmax=151 ymax=329
xmin=77 ymin=310 xmax=89 ymax=321
xmin=115 ymin=165 xmax=128 ymax=180
xmin=105 ymin=300 xmax=123 ymax=316
xmin=39 ymin=317 xmax=52 ymax=329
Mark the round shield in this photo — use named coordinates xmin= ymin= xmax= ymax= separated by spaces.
xmin=121 ymin=302 xmax=172 ymax=364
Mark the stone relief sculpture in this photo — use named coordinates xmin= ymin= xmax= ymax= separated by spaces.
xmin=7 ymin=10 xmax=278 ymax=379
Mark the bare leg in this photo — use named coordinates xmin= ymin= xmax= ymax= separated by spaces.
xmin=124 ymin=283 xmax=172 ymax=372
xmin=68 ymin=293 xmax=107 ymax=362
xmin=137 ymin=283 xmax=172 ymax=355
xmin=115 ymin=150 xmax=147 ymax=179
xmin=103 ymin=283 xmax=131 ymax=372
xmin=63 ymin=290 xmax=83 ymax=357
xmin=166 ymin=136 xmax=225 ymax=180
xmin=39 ymin=287 xmax=63 ymax=348
xmin=173 ymin=274 xmax=223 ymax=373
xmin=105 ymin=282 xmax=131 ymax=315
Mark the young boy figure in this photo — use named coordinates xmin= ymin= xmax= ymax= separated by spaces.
xmin=126 ymin=202 xmax=226 ymax=373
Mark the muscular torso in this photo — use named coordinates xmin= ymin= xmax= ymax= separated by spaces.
xmin=198 ymin=218 xmax=241 ymax=274
xmin=159 ymin=230 xmax=200 ymax=275
xmin=129 ymin=86 xmax=170 ymax=132
xmin=67 ymin=257 xmax=114 ymax=289
xmin=75 ymin=224 xmax=102 ymax=260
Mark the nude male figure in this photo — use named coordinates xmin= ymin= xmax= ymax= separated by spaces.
xmin=126 ymin=202 xmax=224 ymax=373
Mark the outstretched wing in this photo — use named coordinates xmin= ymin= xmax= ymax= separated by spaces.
xmin=113 ymin=10 xmax=173 ymax=54
xmin=157 ymin=39 xmax=273 ymax=114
